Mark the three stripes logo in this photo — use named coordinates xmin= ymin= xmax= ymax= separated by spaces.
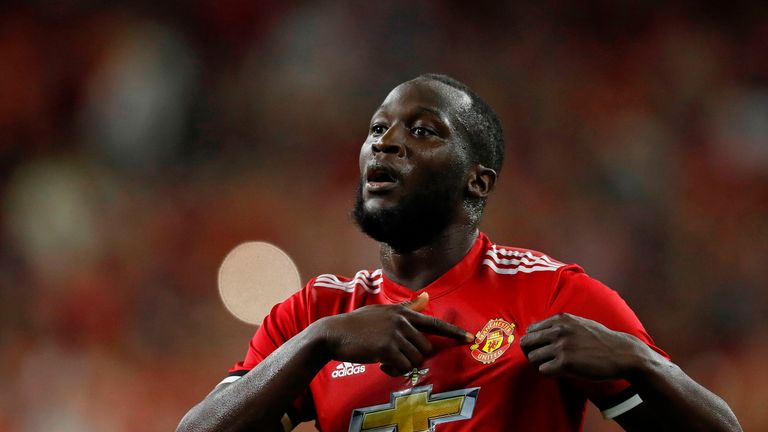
xmin=482 ymin=245 xmax=564 ymax=275
xmin=331 ymin=362 xmax=367 ymax=378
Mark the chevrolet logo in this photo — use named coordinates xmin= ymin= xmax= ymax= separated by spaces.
xmin=348 ymin=385 xmax=480 ymax=432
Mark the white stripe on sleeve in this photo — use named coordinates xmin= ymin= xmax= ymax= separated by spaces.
xmin=602 ymin=394 xmax=643 ymax=419
xmin=217 ymin=375 xmax=242 ymax=386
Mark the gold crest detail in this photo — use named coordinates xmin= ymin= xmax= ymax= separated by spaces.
xmin=469 ymin=318 xmax=515 ymax=364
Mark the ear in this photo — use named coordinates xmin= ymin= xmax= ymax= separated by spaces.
xmin=467 ymin=164 xmax=497 ymax=199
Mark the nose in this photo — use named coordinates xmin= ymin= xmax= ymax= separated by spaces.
xmin=371 ymin=128 xmax=405 ymax=157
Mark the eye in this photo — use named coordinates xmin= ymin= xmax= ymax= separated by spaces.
xmin=411 ymin=126 xmax=434 ymax=137
xmin=370 ymin=124 xmax=387 ymax=135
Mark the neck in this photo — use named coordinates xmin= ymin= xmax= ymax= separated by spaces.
xmin=379 ymin=225 xmax=479 ymax=291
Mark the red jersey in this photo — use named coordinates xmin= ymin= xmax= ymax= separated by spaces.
xmin=226 ymin=232 xmax=667 ymax=431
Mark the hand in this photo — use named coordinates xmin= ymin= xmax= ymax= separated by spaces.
xmin=520 ymin=313 xmax=647 ymax=381
xmin=313 ymin=293 xmax=474 ymax=377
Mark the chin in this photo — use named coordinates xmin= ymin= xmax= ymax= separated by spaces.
xmin=363 ymin=196 xmax=399 ymax=213
xmin=352 ymin=185 xmax=457 ymax=253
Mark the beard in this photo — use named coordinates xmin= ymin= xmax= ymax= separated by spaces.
xmin=352 ymin=173 xmax=465 ymax=253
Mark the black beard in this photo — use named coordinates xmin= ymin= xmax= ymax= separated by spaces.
xmin=352 ymin=179 xmax=462 ymax=253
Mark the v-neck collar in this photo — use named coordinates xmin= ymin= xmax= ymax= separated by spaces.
xmin=380 ymin=232 xmax=489 ymax=303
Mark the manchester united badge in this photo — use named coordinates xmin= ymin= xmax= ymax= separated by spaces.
xmin=470 ymin=318 xmax=516 ymax=364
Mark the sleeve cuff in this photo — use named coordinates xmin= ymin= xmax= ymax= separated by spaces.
xmin=601 ymin=393 xmax=643 ymax=419
xmin=217 ymin=375 xmax=243 ymax=386
xmin=215 ymin=375 xmax=294 ymax=431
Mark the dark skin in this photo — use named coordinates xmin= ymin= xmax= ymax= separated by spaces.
xmin=520 ymin=313 xmax=742 ymax=431
xmin=177 ymin=79 xmax=741 ymax=431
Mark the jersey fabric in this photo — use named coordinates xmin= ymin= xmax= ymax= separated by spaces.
xmin=226 ymin=232 xmax=667 ymax=431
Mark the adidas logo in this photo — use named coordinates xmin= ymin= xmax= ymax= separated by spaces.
xmin=331 ymin=362 xmax=366 ymax=378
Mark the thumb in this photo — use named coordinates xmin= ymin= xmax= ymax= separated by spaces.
xmin=404 ymin=292 xmax=429 ymax=312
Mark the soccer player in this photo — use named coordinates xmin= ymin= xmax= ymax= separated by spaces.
xmin=178 ymin=74 xmax=741 ymax=431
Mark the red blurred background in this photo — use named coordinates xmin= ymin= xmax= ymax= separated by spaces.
xmin=1 ymin=1 xmax=767 ymax=430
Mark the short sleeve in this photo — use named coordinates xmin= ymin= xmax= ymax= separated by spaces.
xmin=546 ymin=267 xmax=669 ymax=418
xmin=223 ymin=279 xmax=317 ymax=423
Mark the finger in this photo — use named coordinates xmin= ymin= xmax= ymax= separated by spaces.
xmin=525 ymin=343 xmax=558 ymax=366
xmin=379 ymin=363 xmax=402 ymax=377
xmin=537 ymin=356 xmax=567 ymax=377
xmin=402 ymin=325 xmax=433 ymax=356
xmin=525 ymin=314 xmax=562 ymax=333
xmin=403 ymin=292 xmax=429 ymax=312
xmin=406 ymin=310 xmax=474 ymax=343
xmin=519 ymin=326 xmax=561 ymax=354
xmin=381 ymin=350 xmax=411 ymax=376
xmin=396 ymin=334 xmax=424 ymax=367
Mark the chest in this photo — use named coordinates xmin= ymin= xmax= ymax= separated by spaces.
xmin=309 ymin=286 xmax=545 ymax=431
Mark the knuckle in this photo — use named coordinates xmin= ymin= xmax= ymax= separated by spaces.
xmin=394 ymin=315 xmax=410 ymax=328
xmin=563 ymin=313 xmax=580 ymax=324
xmin=552 ymin=325 xmax=565 ymax=337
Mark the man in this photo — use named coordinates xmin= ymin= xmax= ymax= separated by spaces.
xmin=178 ymin=74 xmax=741 ymax=431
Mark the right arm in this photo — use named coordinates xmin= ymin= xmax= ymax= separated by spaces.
xmin=176 ymin=292 xmax=473 ymax=432
xmin=176 ymin=325 xmax=328 ymax=432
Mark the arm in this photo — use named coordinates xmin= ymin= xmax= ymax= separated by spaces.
xmin=520 ymin=313 xmax=741 ymax=431
xmin=177 ymin=326 xmax=327 ymax=432
xmin=177 ymin=293 xmax=473 ymax=432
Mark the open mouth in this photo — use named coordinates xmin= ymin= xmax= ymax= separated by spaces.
xmin=365 ymin=164 xmax=399 ymax=192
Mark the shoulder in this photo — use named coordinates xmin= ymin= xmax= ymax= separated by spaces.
xmin=482 ymin=239 xmax=618 ymax=306
xmin=480 ymin=238 xmax=573 ymax=276
xmin=296 ymin=269 xmax=383 ymax=318
xmin=308 ymin=269 xmax=383 ymax=294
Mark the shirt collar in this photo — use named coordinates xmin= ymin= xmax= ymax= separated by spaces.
xmin=381 ymin=231 xmax=489 ymax=303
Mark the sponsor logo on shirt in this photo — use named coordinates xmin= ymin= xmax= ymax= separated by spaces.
xmin=331 ymin=362 xmax=366 ymax=378
xmin=470 ymin=318 xmax=516 ymax=364
xmin=349 ymin=385 xmax=479 ymax=432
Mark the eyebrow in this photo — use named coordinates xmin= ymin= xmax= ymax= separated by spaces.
xmin=372 ymin=104 xmax=450 ymax=127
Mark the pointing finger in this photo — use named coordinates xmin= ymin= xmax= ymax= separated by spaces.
xmin=406 ymin=311 xmax=474 ymax=343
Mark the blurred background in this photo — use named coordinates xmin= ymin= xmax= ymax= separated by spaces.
xmin=1 ymin=1 xmax=767 ymax=431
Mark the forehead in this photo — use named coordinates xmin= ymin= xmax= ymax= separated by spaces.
xmin=376 ymin=79 xmax=472 ymax=128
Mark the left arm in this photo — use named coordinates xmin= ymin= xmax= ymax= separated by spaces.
xmin=520 ymin=313 xmax=741 ymax=432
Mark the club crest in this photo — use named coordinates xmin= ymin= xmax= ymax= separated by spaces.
xmin=470 ymin=318 xmax=516 ymax=364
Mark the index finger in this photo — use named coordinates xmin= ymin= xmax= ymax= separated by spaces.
xmin=404 ymin=309 xmax=474 ymax=343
